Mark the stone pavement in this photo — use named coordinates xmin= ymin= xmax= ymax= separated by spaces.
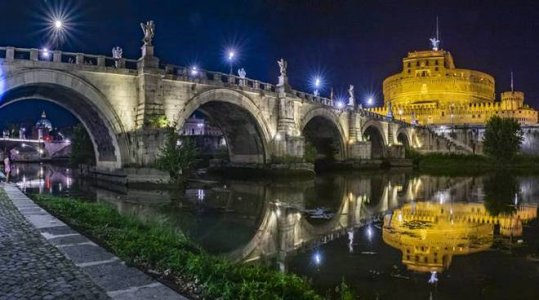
xmin=0 ymin=184 xmax=187 ymax=300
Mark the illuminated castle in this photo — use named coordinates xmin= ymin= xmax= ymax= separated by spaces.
xmin=370 ymin=33 xmax=538 ymax=126
xmin=383 ymin=202 xmax=537 ymax=273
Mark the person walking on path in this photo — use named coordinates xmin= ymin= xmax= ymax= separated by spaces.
xmin=3 ymin=152 xmax=11 ymax=183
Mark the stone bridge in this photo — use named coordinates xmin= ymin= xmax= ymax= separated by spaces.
xmin=0 ymin=42 xmax=457 ymax=173
xmin=0 ymin=138 xmax=71 ymax=160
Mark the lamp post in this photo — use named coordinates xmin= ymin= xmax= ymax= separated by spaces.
xmin=52 ymin=19 xmax=64 ymax=49
xmin=227 ymin=50 xmax=235 ymax=75
xmin=313 ymin=76 xmax=321 ymax=96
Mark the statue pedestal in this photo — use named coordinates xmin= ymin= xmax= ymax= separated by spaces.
xmin=139 ymin=45 xmax=159 ymax=69
xmin=142 ymin=44 xmax=154 ymax=57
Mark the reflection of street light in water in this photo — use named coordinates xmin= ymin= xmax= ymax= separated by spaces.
xmin=347 ymin=229 xmax=354 ymax=253
xmin=313 ymin=251 xmax=322 ymax=265
xmin=428 ymin=271 xmax=438 ymax=284
xmin=366 ymin=225 xmax=373 ymax=241
xmin=197 ymin=189 xmax=205 ymax=202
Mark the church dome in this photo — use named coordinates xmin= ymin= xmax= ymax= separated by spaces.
xmin=35 ymin=111 xmax=53 ymax=130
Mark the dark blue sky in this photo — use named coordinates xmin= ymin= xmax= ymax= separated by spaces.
xmin=1 ymin=0 xmax=539 ymax=126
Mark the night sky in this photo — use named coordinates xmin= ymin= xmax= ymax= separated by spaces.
xmin=1 ymin=0 xmax=539 ymax=127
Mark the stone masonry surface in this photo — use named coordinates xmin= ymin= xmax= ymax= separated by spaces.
xmin=0 ymin=185 xmax=108 ymax=300
xmin=0 ymin=184 xmax=187 ymax=300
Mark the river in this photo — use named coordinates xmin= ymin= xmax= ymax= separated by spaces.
xmin=9 ymin=163 xmax=539 ymax=299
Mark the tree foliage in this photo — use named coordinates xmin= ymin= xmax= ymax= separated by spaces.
xmin=304 ymin=142 xmax=317 ymax=163
xmin=69 ymin=124 xmax=95 ymax=166
xmin=155 ymin=126 xmax=198 ymax=183
xmin=483 ymin=116 xmax=522 ymax=163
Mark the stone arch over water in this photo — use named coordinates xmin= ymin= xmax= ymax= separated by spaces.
xmin=300 ymin=108 xmax=347 ymax=161
xmin=177 ymin=89 xmax=272 ymax=164
xmin=0 ymin=69 xmax=128 ymax=169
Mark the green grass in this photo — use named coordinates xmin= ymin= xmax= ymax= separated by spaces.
xmin=33 ymin=195 xmax=321 ymax=300
xmin=406 ymin=150 xmax=539 ymax=175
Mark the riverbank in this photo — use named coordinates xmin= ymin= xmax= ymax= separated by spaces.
xmin=409 ymin=152 xmax=539 ymax=174
xmin=32 ymin=194 xmax=322 ymax=300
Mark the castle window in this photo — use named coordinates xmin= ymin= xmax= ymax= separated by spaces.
xmin=441 ymin=112 xmax=445 ymax=117
xmin=426 ymin=60 xmax=429 ymax=66
xmin=435 ymin=60 xmax=439 ymax=66
xmin=407 ymin=62 xmax=411 ymax=67
xmin=416 ymin=61 xmax=419 ymax=67
xmin=435 ymin=67 xmax=439 ymax=71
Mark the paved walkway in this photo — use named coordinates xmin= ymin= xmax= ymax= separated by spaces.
xmin=0 ymin=184 xmax=186 ymax=300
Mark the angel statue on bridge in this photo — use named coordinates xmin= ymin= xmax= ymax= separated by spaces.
xmin=348 ymin=84 xmax=355 ymax=106
xmin=140 ymin=20 xmax=155 ymax=45
xmin=277 ymin=58 xmax=287 ymax=77
xmin=237 ymin=68 xmax=247 ymax=79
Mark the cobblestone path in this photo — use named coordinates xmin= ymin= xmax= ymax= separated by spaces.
xmin=0 ymin=187 xmax=109 ymax=300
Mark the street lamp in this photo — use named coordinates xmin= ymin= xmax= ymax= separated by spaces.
xmin=54 ymin=19 xmax=63 ymax=30
xmin=312 ymin=76 xmax=322 ymax=96
xmin=367 ymin=97 xmax=374 ymax=107
xmin=51 ymin=18 xmax=65 ymax=49
xmin=190 ymin=65 xmax=199 ymax=77
xmin=227 ymin=50 xmax=236 ymax=75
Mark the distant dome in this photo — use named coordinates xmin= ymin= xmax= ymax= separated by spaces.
xmin=35 ymin=110 xmax=53 ymax=130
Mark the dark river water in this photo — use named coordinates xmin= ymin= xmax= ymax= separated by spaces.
xmin=9 ymin=163 xmax=539 ymax=299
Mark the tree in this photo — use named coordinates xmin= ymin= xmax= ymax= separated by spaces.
xmin=483 ymin=116 xmax=522 ymax=163
xmin=155 ymin=126 xmax=198 ymax=184
xmin=69 ymin=124 xmax=96 ymax=166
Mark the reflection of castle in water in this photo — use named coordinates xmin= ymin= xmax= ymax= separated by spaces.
xmin=383 ymin=202 xmax=538 ymax=273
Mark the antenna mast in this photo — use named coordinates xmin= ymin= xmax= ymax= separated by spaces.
xmin=430 ymin=16 xmax=441 ymax=51
xmin=511 ymin=71 xmax=514 ymax=92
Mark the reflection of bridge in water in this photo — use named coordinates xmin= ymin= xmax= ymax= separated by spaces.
xmin=11 ymin=164 xmax=73 ymax=193
xmin=93 ymin=174 xmax=483 ymax=266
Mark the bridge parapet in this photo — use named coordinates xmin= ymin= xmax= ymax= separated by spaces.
xmin=0 ymin=46 xmax=139 ymax=71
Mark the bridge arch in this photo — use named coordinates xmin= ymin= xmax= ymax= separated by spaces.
xmin=176 ymin=88 xmax=272 ymax=164
xmin=0 ymin=69 xmax=128 ymax=169
xmin=396 ymin=128 xmax=411 ymax=148
xmin=300 ymin=108 xmax=347 ymax=161
xmin=362 ymin=120 xmax=387 ymax=159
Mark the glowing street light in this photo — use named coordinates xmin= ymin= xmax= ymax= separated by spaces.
xmin=54 ymin=19 xmax=63 ymax=30
xmin=367 ymin=97 xmax=374 ymax=106
xmin=42 ymin=48 xmax=50 ymax=59
xmin=190 ymin=66 xmax=199 ymax=77
xmin=312 ymin=76 xmax=323 ymax=96
xmin=227 ymin=49 xmax=236 ymax=75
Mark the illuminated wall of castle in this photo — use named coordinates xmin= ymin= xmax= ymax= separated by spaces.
xmin=370 ymin=49 xmax=538 ymax=126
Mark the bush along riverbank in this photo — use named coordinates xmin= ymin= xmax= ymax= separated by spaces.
xmin=33 ymin=195 xmax=322 ymax=300
xmin=406 ymin=150 xmax=539 ymax=174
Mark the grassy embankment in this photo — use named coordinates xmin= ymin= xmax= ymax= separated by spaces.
xmin=33 ymin=194 xmax=322 ymax=300
xmin=406 ymin=150 xmax=539 ymax=174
